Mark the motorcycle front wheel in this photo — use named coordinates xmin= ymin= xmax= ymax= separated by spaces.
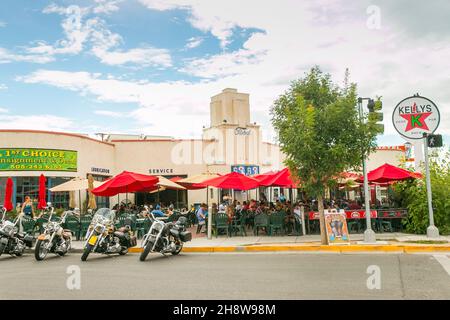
xmin=81 ymin=244 xmax=93 ymax=261
xmin=139 ymin=241 xmax=154 ymax=261
xmin=172 ymin=243 xmax=183 ymax=255
xmin=35 ymin=239 xmax=50 ymax=261
xmin=0 ymin=241 xmax=5 ymax=257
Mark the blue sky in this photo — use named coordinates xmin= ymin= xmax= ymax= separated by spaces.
xmin=0 ymin=0 xmax=449 ymax=149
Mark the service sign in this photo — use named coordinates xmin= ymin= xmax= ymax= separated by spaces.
xmin=0 ymin=148 xmax=78 ymax=172
xmin=392 ymin=95 xmax=440 ymax=140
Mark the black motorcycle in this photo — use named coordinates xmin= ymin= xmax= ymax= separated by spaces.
xmin=0 ymin=208 xmax=34 ymax=257
xmin=81 ymin=208 xmax=137 ymax=261
xmin=139 ymin=208 xmax=192 ymax=261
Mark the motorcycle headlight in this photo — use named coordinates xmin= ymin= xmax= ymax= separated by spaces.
xmin=94 ymin=224 xmax=104 ymax=233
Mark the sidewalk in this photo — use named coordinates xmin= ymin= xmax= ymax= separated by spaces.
xmin=68 ymin=232 xmax=450 ymax=254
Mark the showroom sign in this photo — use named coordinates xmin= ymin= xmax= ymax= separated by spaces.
xmin=0 ymin=148 xmax=78 ymax=172
xmin=392 ymin=95 xmax=440 ymax=140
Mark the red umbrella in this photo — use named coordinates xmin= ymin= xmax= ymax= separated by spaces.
xmin=258 ymin=168 xmax=300 ymax=188
xmin=3 ymin=178 xmax=13 ymax=212
xmin=169 ymin=176 xmax=184 ymax=183
xmin=361 ymin=163 xmax=418 ymax=184
xmin=252 ymin=171 xmax=276 ymax=183
xmin=38 ymin=174 xmax=47 ymax=210
xmin=202 ymin=172 xmax=259 ymax=190
xmin=91 ymin=171 xmax=159 ymax=197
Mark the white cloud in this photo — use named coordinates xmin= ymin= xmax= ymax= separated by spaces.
xmin=25 ymin=3 xmax=172 ymax=68
xmin=0 ymin=107 xmax=8 ymax=113
xmin=0 ymin=114 xmax=74 ymax=132
xmin=180 ymin=47 xmax=266 ymax=78
xmin=138 ymin=0 xmax=189 ymax=11
xmin=139 ymin=0 xmax=241 ymax=48
xmin=0 ymin=84 xmax=7 ymax=90
xmin=92 ymin=46 xmax=172 ymax=67
xmin=94 ymin=110 xmax=126 ymax=117
xmin=15 ymin=0 xmax=450 ymax=142
xmin=0 ymin=21 xmax=6 ymax=28
xmin=0 ymin=47 xmax=54 ymax=64
xmin=93 ymin=0 xmax=123 ymax=14
xmin=185 ymin=36 xmax=203 ymax=49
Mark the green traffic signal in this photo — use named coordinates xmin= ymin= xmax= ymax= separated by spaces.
xmin=368 ymin=98 xmax=384 ymax=134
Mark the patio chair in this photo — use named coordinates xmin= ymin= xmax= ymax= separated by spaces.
xmin=63 ymin=215 xmax=81 ymax=240
xmin=254 ymin=213 xmax=269 ymax=236
xmin=231 ymin=212 xmax=247 ymax=237
xmin=34 ymin=217 xmax=48 ymax=234
xmin=167 ymin=213 xmax=180 ymax=223
xmin=79 ymin=215 xmax=93 ymax=240
xmin=21 ymin=217 xmax=36 ymax=235
xmin=213 ymin=213 xmax=230 ymax=238
xmin=269 ymin=212 xmax=285 ymax=236
xmin=347 ymin=219 xmax=361 ymax=234
xmin=379 ymin=219 xmax=393 ymax=232
xmin=135 ymin=217 xmax=151 ymax=239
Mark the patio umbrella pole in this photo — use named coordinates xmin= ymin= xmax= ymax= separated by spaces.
xmin=79 ymin=190 xmax=82 ymax=215
xmin=207 ymin=187 xmax=212 ymax=240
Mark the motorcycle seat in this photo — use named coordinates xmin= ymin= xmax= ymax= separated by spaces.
xmin=114 ymin=231 xmax=125 ymax=238
xmin=62 ymin=230 xmax=72 ymax=239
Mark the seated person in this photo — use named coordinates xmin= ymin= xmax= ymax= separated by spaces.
xmin=196 ymin=203 xmax=208 ymax=234
xmin=166 ymin=204 xmax=175 ymax=216
xmin=151 ymin=205 xmax=166 ymax=217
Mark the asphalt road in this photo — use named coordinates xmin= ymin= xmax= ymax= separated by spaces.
xmin=0 ymin=252 xmax=449 ymax=300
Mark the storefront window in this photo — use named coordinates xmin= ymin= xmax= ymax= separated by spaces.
xmin=0 ymin=177 xmax=7 ymax=207
xmin=49 ymin=177 xmax=71 ymax=209
xmin=14 ymin=176 xmax=70 ymax=209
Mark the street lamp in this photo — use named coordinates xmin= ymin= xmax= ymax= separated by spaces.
xmin=357 ymin=97 xmax=378 ymax=243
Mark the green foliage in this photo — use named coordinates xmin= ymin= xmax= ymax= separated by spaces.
xmin=270 ymin=66 xmax=379 ymax=197
xmin=393 ymin=151 xmax=450 ymax=235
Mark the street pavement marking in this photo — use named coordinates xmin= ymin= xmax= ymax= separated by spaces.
xmin=433 ymin=254 xmax=450 ymax=277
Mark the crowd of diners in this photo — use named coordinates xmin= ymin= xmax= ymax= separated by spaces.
xmin=105 ymin=189 xmax=400 ymax=236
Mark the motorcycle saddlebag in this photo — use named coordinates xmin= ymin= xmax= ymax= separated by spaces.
xmin=23 ymin=234 xmax=35 ymax=248
xmin=179 ymin=230 xmax=192 ymax=242
xmin=128 ymin=235 xmax=137 ymax=248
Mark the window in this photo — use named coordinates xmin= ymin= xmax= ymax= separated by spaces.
xmin=49 ymin=177 xmax=71 ymax=209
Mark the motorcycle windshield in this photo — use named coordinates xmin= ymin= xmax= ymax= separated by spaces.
xmin=94 ymin=208 xmax=115 ymax=221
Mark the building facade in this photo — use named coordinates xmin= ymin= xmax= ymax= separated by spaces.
xmin=0 ymin=88 xmax=407 ymax=209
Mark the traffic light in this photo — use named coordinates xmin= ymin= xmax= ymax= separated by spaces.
xmin=368 ymin=98 xmax=384 ymax=134
xmin=427 ymin=134 xmax=443 ymax=148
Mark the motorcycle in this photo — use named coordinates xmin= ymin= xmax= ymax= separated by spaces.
xmin=139 ymin=207 xmax=192 ymax=261
xmin=0 ymin=207 xmax=34 ymax=257
xmin=34 ymin=205 xmax=73 ymax=261
xmin=81 ymin=208 xmax=137 ymax=261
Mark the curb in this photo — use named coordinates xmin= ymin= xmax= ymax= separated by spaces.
xmin=26 ymin=245 xmax=450 ymax=254
xmin=127 ymin=244 xmax=450 ymax=254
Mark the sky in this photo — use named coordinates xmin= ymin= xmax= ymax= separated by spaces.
xmin=0 ymin=0 xmax=449 ymax=147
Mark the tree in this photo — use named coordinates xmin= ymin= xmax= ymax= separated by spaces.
xmin=393 ymin=151 xmax=450 ymax=235
xmin=271 ymin=66 xmax=379 ymax=244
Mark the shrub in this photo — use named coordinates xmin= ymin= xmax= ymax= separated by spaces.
xmin=393 ymin=151 xmax=450 ymax=235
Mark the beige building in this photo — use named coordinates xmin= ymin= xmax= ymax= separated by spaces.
xmin=0 ymin=88 xmax=407 ymax=210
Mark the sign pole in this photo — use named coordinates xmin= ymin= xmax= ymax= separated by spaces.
xmin=362 ymin=157 xmax=376 ymax=243
xmin=358 ymin=98 xmax=376 ymax=243
xmin=423 ymin=134 xmax=439 ymax=238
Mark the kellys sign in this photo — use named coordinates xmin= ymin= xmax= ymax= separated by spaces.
xmin=392 ymin=95 xmax=440 ymax=140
